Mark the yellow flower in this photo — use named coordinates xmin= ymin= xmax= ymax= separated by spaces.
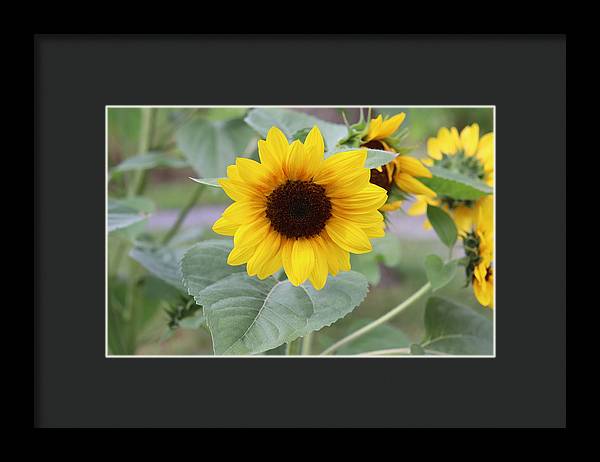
xmin=408 ymin=123 xmax=494 ymax=233
xmin=212 ymin=125 xmax=388 ymax=290
xmin=360 ymin=113 xmax=435 ymax=209
xmin=463 ymin=195 xmax=494 ymax=308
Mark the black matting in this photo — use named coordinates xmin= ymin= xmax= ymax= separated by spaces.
xmin=35 ymin=35 xmax=566 ymax=428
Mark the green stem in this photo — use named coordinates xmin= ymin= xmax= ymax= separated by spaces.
xmin=357 ymin=347 xmax=445 ymax=356
xmin=161 ymin=184 xmax=205 ymax=245
xmin=301 ymin=332 xmax=313 ymax=355
xmin=285 ymin=338 xmax=301 ymax=356
xmin=320 ymin=282 xmax=432 ymax=355
xmin=128 ymin=107 xmax=154 ymax=197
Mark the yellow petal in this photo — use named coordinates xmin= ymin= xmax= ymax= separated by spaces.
xmin=308 ymin=237 xmax=329 ymax=290
xmin=395 ymin=173 xmax=436 ymax=198
xmin=212 ymin=216 xmax=239 ymax=236
xmin=315 ymin=149 xmax=367 ymax=185
xmin=394 ymin=155 xmax=432 ymax=178
xmin=266 ymin=126 xmax=289 ymax=160
xmin=437 ymin=127 xmax=457 ymax=155
xmin=281 ymin=239 xmax=301 ymax=286
xmin=364 ymin=115 xmax=384 ymax=141
xmin=325 ymin=217 xmax=372 ymax=254
xmin=291 ymin=238 xmax=315 ymax=285
xmin=379 ymin=200 xmax=402 ymax=212
xmin=233 ymin=218 xmax=270 ymax=250
xmin=221 ymin=200 xmax=266 ymax=225
xmin=302 ymin=125 xmax=325 ymax=177
xmin=451 ymin=206 xmax=474 ymax=235
xmin=258 ymin=139 xmax=283 ymax=176
xmin=236 ymin=157 xmax=274 ymax=191
xmin=461 ymin=123 xmax=479 ymax=157
xmin=247 ymin=230 xmax=282 ymax=278
xmin=406 ymin=196 xmax=428 ymax=216
xmin=377 ymin=112 xmax=406 ymax=139
xmin=362 ymin=222 xmax=385 ymax=238
xmin=427 ymin=138 xmax=442 ymax=160
xmin=227 ymin=243 xmax=256 ymax=266
xmin=284 ymin=140 xmax=308 ymax=180
xmin=450 ymin=127 xmax=462 ymax=150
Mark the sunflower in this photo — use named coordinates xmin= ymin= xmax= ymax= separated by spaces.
xmin=463 ymin=195 xmax=494 ymax=308
xmin=212 ymin=125 xmax=388 ymax=290
xmin=407 ymin=123 xmax=494 ymax=233
xmin=360 ymin=113 xmax=435 ymax=212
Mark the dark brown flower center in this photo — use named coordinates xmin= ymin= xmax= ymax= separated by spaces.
xmin=266 ymin=180 xmax=332 ymax=239
xmin=369 ymin=165 xmax=394 ymax=192
xmin=362 ymin=140 xmax=395 ymax=192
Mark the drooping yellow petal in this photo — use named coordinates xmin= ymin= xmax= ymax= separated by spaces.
xmin=291 ymin=238 xmax=315 ymax=285
xmin=406 ymin=196 xmax=429 ymax=216
xmin=325 ymin=217 xmax=372 ymax=254
xmin=461 ymin=123 xmax=480 ymax=157
xmin=394 ymin=155 xmax=432 ymax=178
xmin=247 ymin=229 xmax=282 ymax=279
xmin=308 ymin=236 xmax=329 ymax=290
xmin=281 ymin=239 xmax=301 ymax=286
xmin=379 ymin=200 xmax=402 ymax=212
xmin=227 ymin=242 xmax=256 ymax=266
xmin=395 ymin=173 xmax=436 ymax=198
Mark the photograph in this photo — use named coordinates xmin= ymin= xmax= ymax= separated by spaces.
xmin=106 ymin=106 xmax=495 ymax=357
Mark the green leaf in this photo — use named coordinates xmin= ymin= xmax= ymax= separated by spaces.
xmin=372 ymin=234 xmax=402 ymax=267
xmin=350 ymin=253 xmax=381 ymax=285
xmin=176 ymin=118 xmax=255 ymax=178
xmin=336 ymin=320 xmax=410 ymax=355
xmin=129 ymin=246 xmax=187 ymax=292
xmin=424 ymin=255 xmax=458 ymax=291
xmin=244 ymin=108 xmax=347 ymax=152
xmin=364 ymin=149 xmax=397 ymax=169
xmin=350 ymin=234 xmax=402 ymax=285
xmin=198 ymin=271 xmax=368 ymax=355
xmin=181 ymin=240 xmax=247 ymax=296
xmin=178 ymin=312 xmax=206 ymax=330
xmin=422 ymin=296 xmax=493 ymax=355
xmin=427 ymin=205 xmax=457 ymax=248
xmin=110 ymin=152 xmax=188 ymax=176
xmin=107 ymin=198 xmax=153 ymax=233
xmin=189 ymin=177 xmax=222 ymax=188
xmin=420 ymin=165 xmax=493 ymax=200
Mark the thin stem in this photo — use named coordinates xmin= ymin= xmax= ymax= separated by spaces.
xmin=160 ymin=184 xmax=205 ymax=245
xmin=320 ymin=282 xmax=432 ymax=355
xmin=301 ymin=332 xmax=313 ymax=355
xmin=285 ymin=338 xmax=301 ymax=356
xmin=357 ymin=347 xmax=445 ymax=356
xmin=128 ymin=108 xmax=153 ymax=197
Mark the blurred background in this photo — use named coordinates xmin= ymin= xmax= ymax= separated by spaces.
xmin=108 ymin=107 xmax=493 ymax=355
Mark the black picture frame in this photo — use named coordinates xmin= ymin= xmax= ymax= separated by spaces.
xmin=34 ymin=34 xmax=566 ymax=428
